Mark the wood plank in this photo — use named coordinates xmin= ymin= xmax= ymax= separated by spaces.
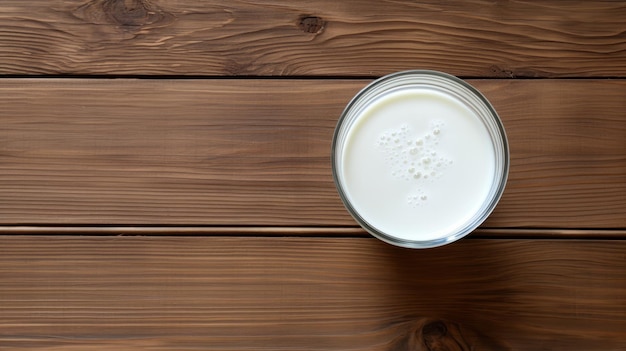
xmin=0 ymin=79 xmax=355 ymax=226
xmin=0 ymin=236 xmax=625 ymax=350
xmin=1 ymin=1 xmax=625 ymax=77
xmin=0 ymin=79 xmax=625 ymax=229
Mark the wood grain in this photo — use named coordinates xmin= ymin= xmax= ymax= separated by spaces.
xmin=0 ymin=236 xmax=625 ymax=350
xmin=0 ymin=79 xmax=625 ymax=229
xmin=1 ymin=0 xmax=625 ymax=77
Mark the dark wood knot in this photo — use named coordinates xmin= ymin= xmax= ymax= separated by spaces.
xmin=421 ymin=320 xmax=451 ymax=351
xmin=73 ymin=0 xmax=174 ymax=30
xmin=422 ymin=320 xmax=448 ymax=340
xmin=298 ymin=15 xmax=325 ymax=34
xmin=107 ymin=0 xmax=153 ymax=27
xmin=389 ymin=318 xmax=508 ymax=351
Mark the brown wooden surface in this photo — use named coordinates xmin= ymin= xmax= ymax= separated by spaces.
xmin=1 ymin=79 xmax=624 ymax=229
xmin=1 ymin=236 xmax=625 ymax=351
xmin=2 ymin=1 xmax=626 ymax=350
xmin=1 ymin=1 xmax=625 ymax=77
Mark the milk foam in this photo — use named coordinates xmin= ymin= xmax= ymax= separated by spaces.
xmin=341 ymin=89 xmax=496 ymax=241
xmin=377 ymin=121 xmax=452 ymax=208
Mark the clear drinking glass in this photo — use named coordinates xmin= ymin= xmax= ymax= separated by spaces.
xmin=332 ymin=70 xmax=509 ymax=248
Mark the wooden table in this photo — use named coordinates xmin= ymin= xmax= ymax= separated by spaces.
xmin=1 ymin=1 xmax=625 ymax=350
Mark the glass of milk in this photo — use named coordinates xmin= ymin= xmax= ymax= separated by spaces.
xmin=332 ymin=70 xmax=509 ymax=248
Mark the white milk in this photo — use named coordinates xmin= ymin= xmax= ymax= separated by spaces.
xmin=341 ymin=88 xmax=496 ymax=242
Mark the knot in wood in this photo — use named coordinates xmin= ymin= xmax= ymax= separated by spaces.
xmin=73 ymin=0 xmax=174 ymax=30
xmin=422 ymin=320 xmax=448 ymax=339
xmin=390 ymin=318 xmax=504 ymax=351
xmin=298 ymin=15 xmax=325 ymax=34
xmin=107 ymin=0 xmax=160 ymax=27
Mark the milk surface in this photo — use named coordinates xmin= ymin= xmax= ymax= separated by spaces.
xmin=341 ymin=88 xmax=495 ymax=241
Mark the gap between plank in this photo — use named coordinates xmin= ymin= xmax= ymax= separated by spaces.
xmin=1 ymin=75 xmax=625 ymax=80
xmin=0 ymin=226 xmax=624 ymax=239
